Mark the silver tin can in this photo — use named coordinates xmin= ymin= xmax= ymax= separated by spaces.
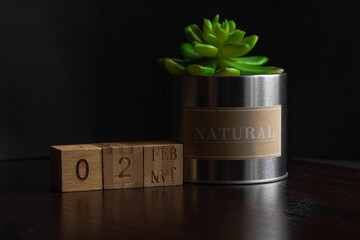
xmin=169 ymin=73 xmax=287 ymax=184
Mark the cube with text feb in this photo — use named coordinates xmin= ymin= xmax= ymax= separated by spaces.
xmin=51 ymin=144 xmax=103 ymax=192
xmin=93 ymin=142 xmax=143 ymax=189
xmin=141 ymin=141 xmax=183 ymax=187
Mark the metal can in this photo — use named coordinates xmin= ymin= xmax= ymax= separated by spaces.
xmin=169 ymin=73 xmax=287 ymax=184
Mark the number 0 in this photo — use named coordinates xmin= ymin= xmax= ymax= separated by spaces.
xmin=76 ymin=159 xmax=89 ymax=180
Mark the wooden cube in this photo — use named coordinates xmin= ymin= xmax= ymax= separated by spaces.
xmin=140 ymin=141 xmax=183 ymax=187
xmin=51 ymin=144 xmax=103 ymax=192
xmin=93 ymin=142 xmax=143 ymax=189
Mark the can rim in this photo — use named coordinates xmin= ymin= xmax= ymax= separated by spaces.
xmin=175 ymin=73 xmax=287 ymax=79
xmin=184 ymin=172 xmax=288 ymax=185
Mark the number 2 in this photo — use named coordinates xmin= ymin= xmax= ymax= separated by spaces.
xmin=118 ymin=157 xmax=131 ymax=178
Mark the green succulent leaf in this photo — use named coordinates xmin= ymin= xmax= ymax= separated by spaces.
xmin=203 ymin=19 xmax=212 ymax=34
xmin=241 ymin=35 xmax=258 ymax=51
xmin=160 ymin=57 xmax=193 ymax=67
xmin=215 ymin=67 xmax=240 ymax=76
xmin=212 ymin=14 xmax=219 ymax=31
xmin=164 ymin=58 xmax=187 ymax=75
xmin=203 ymin=33 xmax=219 ymax=47
xmin=158 ymin=58 xmax=166 ymax=68
xmin=228 ymin=20 xmax=236 ymax=34
xmin=185 ymin=25 xmax=205 ymax=43
xmin=198 ymin=58 xmax=218 ymax=69
xmin=218 ymin=43 xmax=250 ymax=58
xmin=221 ymin=20 xmax=230 ymax=33
xmin=179 ymin=43 xmax=203 ymax=59
xmin=193 ymin=42 xmax=218 ymax=57
xmin=185 ymin=26 xmax=195 ymax=42
xmin=167 ymin=58 xmax=200 ymax=66
xmin=225 ymin=30 xmax=246 ymax=44
xmin=214 ymin=23 xmax=229 ymax=44
xmin=186 ymin=64 xmax=215 ymax=76
xmin=229 ymin=56 xmax=269 ymax=65
xmin=219 ymin=59 xmax=284 ymax=74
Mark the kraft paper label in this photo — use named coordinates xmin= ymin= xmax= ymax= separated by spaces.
xmin=184 ymin=105 xmax=281 ymax=160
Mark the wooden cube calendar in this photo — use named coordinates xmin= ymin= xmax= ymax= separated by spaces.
xmin=93 ymin=142 xmax=143 ymax=189
xmin=140 ymin=141 xmax=183 ymax=187
xmin=51 ymin=144 xmax=103 ymax=192
xmin=51 ymin=141 xmax=183 ymax=192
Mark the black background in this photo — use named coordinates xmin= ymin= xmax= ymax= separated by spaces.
xmin=1 ymin=0 xmax=359 ymax=161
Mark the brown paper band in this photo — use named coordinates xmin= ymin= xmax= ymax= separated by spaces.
xmin=184 ymin=105 xmax=282 ymax=160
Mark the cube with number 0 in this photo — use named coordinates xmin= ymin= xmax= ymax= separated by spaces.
xmin=93 ymin=142 xmax=143 ymax=189
xmin=51 ymin=144 xmax=103 ymax=192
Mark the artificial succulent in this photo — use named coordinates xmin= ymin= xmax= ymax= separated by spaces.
xmin=158 ymin=14 xmax=284 ymax=76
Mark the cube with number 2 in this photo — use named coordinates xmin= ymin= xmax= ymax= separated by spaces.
xmin=93 ymin=143 xmax=143 ymax=189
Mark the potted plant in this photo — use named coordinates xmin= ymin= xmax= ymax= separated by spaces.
xmin=159 ymin=15 xmax=287 ymax=184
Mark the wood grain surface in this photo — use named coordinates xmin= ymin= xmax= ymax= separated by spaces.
xmin=140 ymin=141 xmax=183 ymax=187
xmin=51 ymin=144 xmax=103 ymax=192
xmin=93 ymin=142 xmax=144 ymax=189
xmin=1 ymin=159 xmax=360 ymax=240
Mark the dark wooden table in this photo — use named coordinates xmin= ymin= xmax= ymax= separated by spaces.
xmin=1 ymin=158 xmax=360 ymax=240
